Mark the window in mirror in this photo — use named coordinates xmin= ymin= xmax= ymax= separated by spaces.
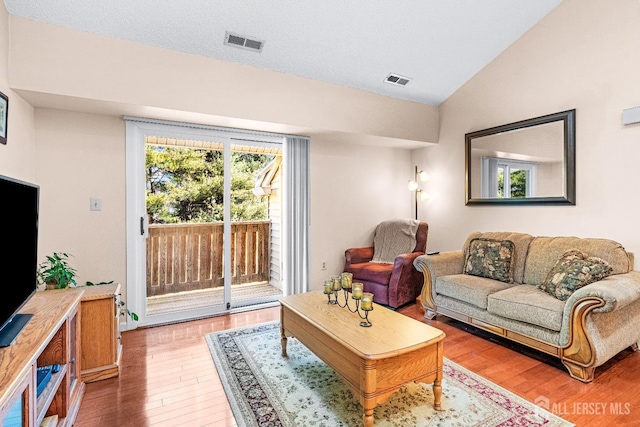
xmin=481 ymin=158 xmax=538 ymax=198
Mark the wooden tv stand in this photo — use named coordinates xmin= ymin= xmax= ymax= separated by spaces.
xmin=0 ymin=289 xmax=85 ymax=427
xmin=80 ymin=283 xmax=122 ymax=383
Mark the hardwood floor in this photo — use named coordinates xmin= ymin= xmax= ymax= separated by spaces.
xmin=74 ymin=302 xmax=640 ymax=426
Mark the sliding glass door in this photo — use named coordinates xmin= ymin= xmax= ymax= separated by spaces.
xmin=228 ymin=144 xmax=283 ymax=308
xmin=126 ymin=118 xmax=284 ymax=327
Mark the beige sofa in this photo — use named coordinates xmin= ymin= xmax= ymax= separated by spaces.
xmin=413 ymin=231 xmax=640 ymax=382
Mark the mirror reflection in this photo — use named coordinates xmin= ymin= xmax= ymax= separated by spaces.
xmin=465 ymin=110 xmax=575 ymax=205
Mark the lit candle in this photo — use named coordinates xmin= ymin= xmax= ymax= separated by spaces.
xmin=352 ymin=283 xmax=363 ymax=300
xmin=323 ymin=280 xmax=333 ymax=294
xmin=361 ymin=293 xmax=373 ymax=311
xmin=341 ymin=272 xmax=352 ymax=289
xmin=332 ymin=276 xmax=342 ymax=291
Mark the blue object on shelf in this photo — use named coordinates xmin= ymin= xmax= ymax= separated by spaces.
xmin=36 ymin=365 xmax=53 ymax=397
xmin=3 ymin=395 xmax=23 ymax=427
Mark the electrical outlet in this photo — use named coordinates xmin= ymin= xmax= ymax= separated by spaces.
xmin=90 ymin=197 xmax=102 ymax=211
xmin=321 ymin=261 xmax=327 ymax=270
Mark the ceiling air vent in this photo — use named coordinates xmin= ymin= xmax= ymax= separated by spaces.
xmin=224 ymin=31 xmax=265 ymax=52
xmin=384 ymin=73 xmax=411 ymax=86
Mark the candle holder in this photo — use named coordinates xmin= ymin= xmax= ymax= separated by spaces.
xmin=333 ymin=273 xmax=353 ymax=311
xmin=323 ymin=280 xmax=337 ymax=304
xmin=352 ymin=282 xmax=363 ymax=300
xmin=324 ymin=279 xmax=373 ymax=327
xmin=337 ymin=287 xmax=360 ymax=313
xmin=358 ymin=292 xmax=374 ymax=327
xmin=341 ymin=272 xmax=353 ymax=289
xmin=332 ymin=276 xmax=342 ymax=292
xmin=357 ymin=306 xmax=373 ymax=327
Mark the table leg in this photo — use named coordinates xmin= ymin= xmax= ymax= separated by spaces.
xmin=433 ymin=377 xmax=442 ymax=411
xmin=280 ymin=325 xmax=288 ymax=357
xmin=433 ymin=340 xmax=444 ymax=411
xmin=363 ymin=406 xmax=374 ymax=427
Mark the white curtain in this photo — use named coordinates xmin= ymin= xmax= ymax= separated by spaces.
xmin=481 ymin=157 xmax=499 ymax=198
xmin=283 ymin=136 xmax=310 ymax=295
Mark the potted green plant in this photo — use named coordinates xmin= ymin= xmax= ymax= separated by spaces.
xmin=38 ymin=252 xmax=78 ymax=289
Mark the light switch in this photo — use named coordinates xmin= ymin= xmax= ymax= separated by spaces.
xmin=90 ymin=197 xmax=102 ymax=211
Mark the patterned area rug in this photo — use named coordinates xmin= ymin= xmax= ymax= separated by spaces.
xmin=205 ymin=322 xmax=574 ymax=427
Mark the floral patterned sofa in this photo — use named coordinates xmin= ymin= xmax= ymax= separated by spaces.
xmin=413 ymin=231 xmax=640 ymax=382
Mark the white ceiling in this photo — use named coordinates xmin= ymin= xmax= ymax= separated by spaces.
xmin=3 ymin=0 xmax=564 ymax=107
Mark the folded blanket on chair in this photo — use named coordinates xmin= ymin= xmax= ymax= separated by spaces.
xmin=371 ymin=218 xmax=419 ymax=264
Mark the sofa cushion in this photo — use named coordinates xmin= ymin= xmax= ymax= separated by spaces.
xmin=435 ymin=294 xmax=562 ymax=345
xmin=463 ymin=232 xmax=534 ymax=284
xmin=487 ymin=285 xmax=565 ymax=332
xmin=464 ymin=238 xmax=515 ymax=283
xmin=346 ymin=262 xmax=393 ymax=286
xmin=524 ymin=237 xmax=630 ymax=285
xmin=436 ymin=274 xmax=514 ymax=309
xmin=538 ymin=249 xmax=613 ymax=301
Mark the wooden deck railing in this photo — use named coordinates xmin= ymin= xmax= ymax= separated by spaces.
xmin=146 ymin=221 xmax=270 ymax=297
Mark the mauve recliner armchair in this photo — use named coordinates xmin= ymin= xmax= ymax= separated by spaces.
xmin=344 ymin=221 xmax=428 ymax=308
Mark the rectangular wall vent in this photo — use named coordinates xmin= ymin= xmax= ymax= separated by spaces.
xmin=384 ymin=73 xmax=411 ymax=86
xmin=224 ymin=31 xmax=265 ymax=52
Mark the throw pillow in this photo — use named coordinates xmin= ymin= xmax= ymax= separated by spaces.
xmin=538 ymin=249 xmax=613 ymax=301
xmin=464 ymin=238 xmax=515 ymax=283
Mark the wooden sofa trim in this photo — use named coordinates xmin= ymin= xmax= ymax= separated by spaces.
xmin=418 ymin=270 xmax=611 ymax=382
xmin=419 ymin=266 xmax=438 ymax=320
xmin=435 ymin=305 xmax=561 ymax=356
xmin=560 ymin=296 xmax=605 ymax=382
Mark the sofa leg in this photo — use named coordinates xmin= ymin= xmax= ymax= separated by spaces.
xmin=416 ymin=295 xmax=437 ymax=320
xmin=561 ymin=360 xmax=595 ymax=383
xmin=631 ymin=342 xmax=639 ymax=352
xmin=424 ymin=309 xmax=437 ymax=320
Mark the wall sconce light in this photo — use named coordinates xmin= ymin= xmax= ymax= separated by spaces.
xmin=408 ymin=166 xmax=429 ymax=219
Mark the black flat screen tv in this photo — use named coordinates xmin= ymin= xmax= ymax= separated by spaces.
xmin=0 ymin=174 xmax=39 ymax=347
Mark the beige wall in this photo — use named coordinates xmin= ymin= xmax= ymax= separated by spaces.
xmin=33 ymin=110 xmax=126 ymax=288
xmin=8 ymin=16 xmax=438 ymax=146
xmin=415 ymin=0 xmax=640 ymax=257
xmin=310 ymin=138 xmax=412 ymax=288
xmin=0 ymin=5 xmax=35 ymax=181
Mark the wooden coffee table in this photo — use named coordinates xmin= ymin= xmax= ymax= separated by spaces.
xmin=280 ymin=291 xmax=445 ymax=427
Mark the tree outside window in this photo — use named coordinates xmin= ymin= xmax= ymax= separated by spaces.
xmin=483 ymin=157 xmax=537 ymax=199
xmin=146 ymin=145 xmax=273 ymax=224
xmin=498 ymin=168 xmax=527 ymax=198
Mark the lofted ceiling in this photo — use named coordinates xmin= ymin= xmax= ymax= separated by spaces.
xmin=3 ymin=0 xmax=564 ymax=107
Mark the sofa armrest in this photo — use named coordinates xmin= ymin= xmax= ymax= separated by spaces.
xmin=413 ymin=250 xmax=465 ymax=317
xmin=558 ymin=271 xmax=640 ymax=377
xmin=344 ymin=247 xmax=374 ymax=267
xmin=414 ymin=250 xmax=465 ymax=278
xmin=386 ymin=251 xmax=424 ymax=308
xmin=565 ymin=271 xmax=640 ymax=314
